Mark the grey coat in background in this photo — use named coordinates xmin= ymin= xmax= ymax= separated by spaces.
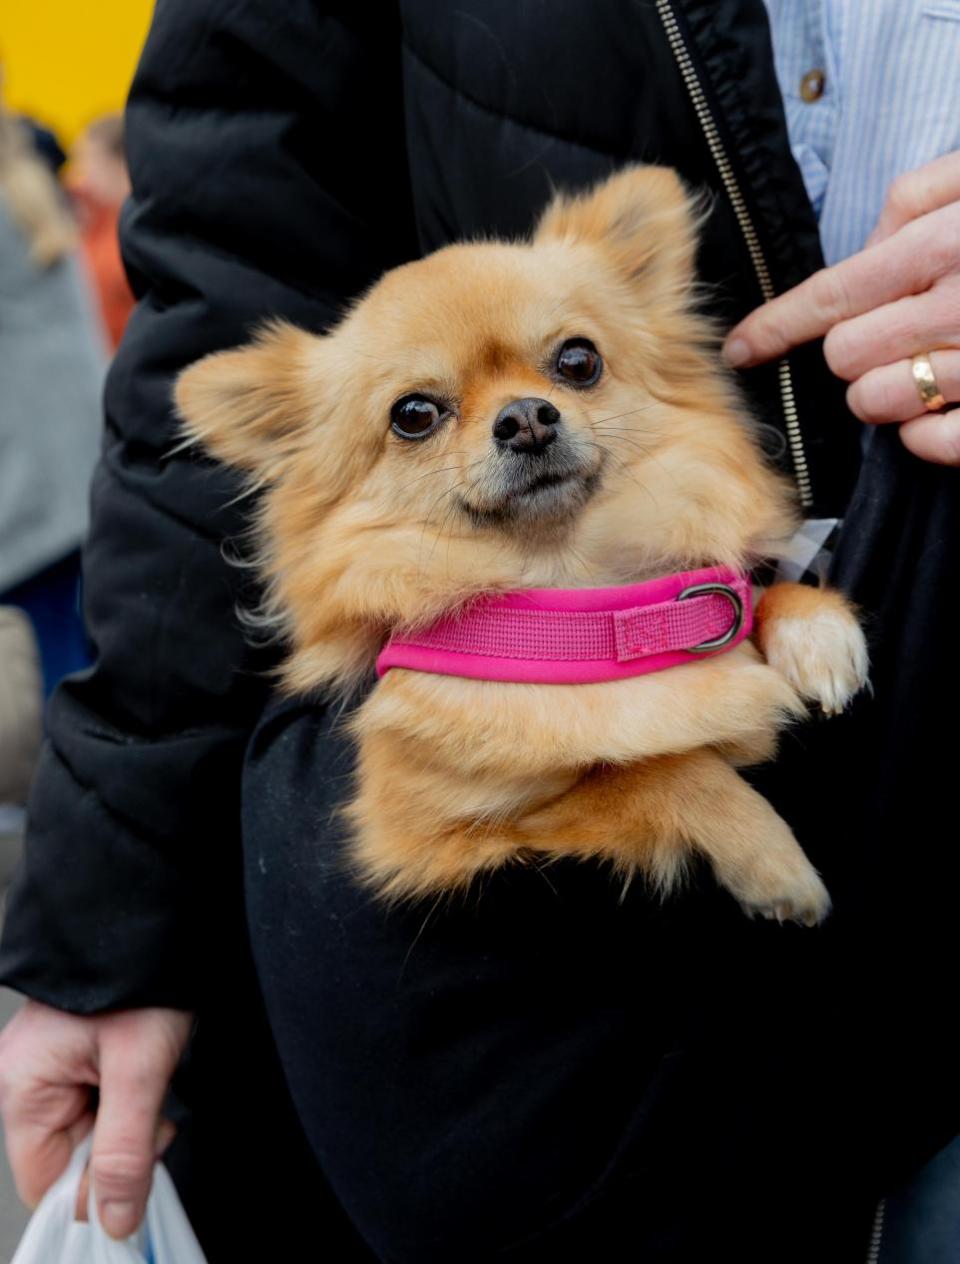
xmin=0 ymin=606 xmax=41 ymax=802
xmin=0 ymin=200 xmax=106 ymax=592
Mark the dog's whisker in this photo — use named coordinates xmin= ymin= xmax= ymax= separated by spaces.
xmin=592 ymin=424 xmax=655 ymax=437
xmin=592 ymin=426 xmax=659 ymax=454
xmin=592 ymin=440 xmax=654 ymax=465
xmin=592 ymin=431 xmax=657 ymax=459
xmin=585 ymin=438 xmax=658 ymax=507
xmin=415 ymin=478 xmax=476 ymax=575
xmin=418 ymin=482 xmax=466 ymax=532
xmin=591 ymin=403 xmax=657 ymax=426
xmin=431 ymin=464 xmax=491 ymax=572
xmin=397 ymin=464 xmax=469 ymax=492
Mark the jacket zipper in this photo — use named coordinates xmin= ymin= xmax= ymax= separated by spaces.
xmin=864 ymin=1198 xmax=886 ymax=1264
xmin=654 ymin=0 xmax=815 ymax=510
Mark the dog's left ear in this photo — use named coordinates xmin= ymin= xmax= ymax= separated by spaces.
xmin=534 ymin=165 xmax=701 ymax=300
xmin=175 ymin=321 xmax=320 ymax=478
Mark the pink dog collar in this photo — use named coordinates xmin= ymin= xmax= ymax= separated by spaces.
xmin=376 ymin=565 xmax=752 ymax=684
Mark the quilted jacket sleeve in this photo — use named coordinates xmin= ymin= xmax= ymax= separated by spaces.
xmin=0 ymin=0 xmax=415 ymax=1013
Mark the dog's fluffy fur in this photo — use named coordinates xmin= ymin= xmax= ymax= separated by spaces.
xmin=177 ymin=166 xmax=867 ymax=923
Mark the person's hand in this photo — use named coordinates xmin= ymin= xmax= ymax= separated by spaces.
xmin=0 ymin=1000 xmax=191 ymax=1238
xmin=723 ymin=151 xmax=960 ymax=466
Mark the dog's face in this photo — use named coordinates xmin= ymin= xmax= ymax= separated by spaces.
xmin=177 ymin=166 xmax=793 ymax=689
xmin=330 ymin=243 xmax=615 ymax=531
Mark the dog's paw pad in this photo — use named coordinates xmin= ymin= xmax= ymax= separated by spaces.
xmin=764 ymin=613 xmax=868 ymax=714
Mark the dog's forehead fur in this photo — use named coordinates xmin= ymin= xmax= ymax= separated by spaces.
xmin=341 ymin=239 xmax=612 ymax=371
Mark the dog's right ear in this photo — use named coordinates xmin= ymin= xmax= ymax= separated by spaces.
xmin=175 ymin=321 xmax=320 ymax=478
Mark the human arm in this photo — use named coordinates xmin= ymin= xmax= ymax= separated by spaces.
xmin=0 ymin=0 xmax=413 ymax=1229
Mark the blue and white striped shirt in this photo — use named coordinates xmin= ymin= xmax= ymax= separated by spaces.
xmin=764 ymin=0 xmax=960 ymax=264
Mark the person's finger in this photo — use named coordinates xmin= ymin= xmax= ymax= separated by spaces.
xmin=3 ymin=1095 xmax=94 ymax=1208
xmin=90 ymin=1043 xmax=174 ymax=1238
xmin=822 ymin=286 xmax=960 ymax=382
xmin=723 ymin=204 xmax=959 ymax=367
xmin=899 ymin=408 xmax=960 ymax=465
xmin=76 ymin=1118 xmax=175 ymax=1223
xmin=867 ymin=152 xmax=960 ymax=247
xmin=846 ymin=350 xmax=960 ymax=424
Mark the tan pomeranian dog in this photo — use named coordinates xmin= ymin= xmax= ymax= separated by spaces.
xmin=176 ymin=165 xmax=867 ymax=925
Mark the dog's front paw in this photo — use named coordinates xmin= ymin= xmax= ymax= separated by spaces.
xmin=729 ymin=841 xmax=831 ymax=927
xmin=740 ymin=865 xmax=832 ymax=928
xmin=712 ymin=803 xmax=832 ymax=927
xmin=763 ymin=609 xmax=868 ymax=715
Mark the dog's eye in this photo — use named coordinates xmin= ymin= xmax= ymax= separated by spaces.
xmin=390 ymin=395 xmax=447 ymax=440
xmin=555 ymin=338 xmax=603 ymax=387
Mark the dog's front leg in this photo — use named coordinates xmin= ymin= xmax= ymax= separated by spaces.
xmin=517 ymin=749 xmax=830 ymax=925
xmin=352 ymin=740 xmax=829 ymax=925
xmin=754 ymin=582 xmax=868 ymax=714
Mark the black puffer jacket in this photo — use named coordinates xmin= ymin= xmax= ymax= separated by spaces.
xmin=2 ymin=2 xmax=958 ymax=1261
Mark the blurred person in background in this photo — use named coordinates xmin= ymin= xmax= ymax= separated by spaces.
xmin=69 ymin=113 xmax=134 ymax=350
xmin=18 ymin=118 xmax=66 ymax=179
xmin=0 ymin=91 xmax=105 ymax=708
xmin=0 ymin=607 xmax=42 ymax=877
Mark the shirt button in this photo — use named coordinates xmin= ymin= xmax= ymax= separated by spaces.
xmin=800 ymin=68 xmax=826 ymax=102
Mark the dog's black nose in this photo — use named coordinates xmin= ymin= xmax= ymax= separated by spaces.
xmin=492 ymin=398 xmax=560 ymax=453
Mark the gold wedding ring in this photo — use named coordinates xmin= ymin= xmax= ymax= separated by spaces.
xmin=911 ymin=352 xmax=946 ymax=412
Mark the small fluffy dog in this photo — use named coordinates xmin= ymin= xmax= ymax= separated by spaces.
xmin=177 ymin=166 xmax=867 ymax=924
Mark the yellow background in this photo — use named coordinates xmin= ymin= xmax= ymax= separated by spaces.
xmin=1 ymin=0 xmax=154 ymax=147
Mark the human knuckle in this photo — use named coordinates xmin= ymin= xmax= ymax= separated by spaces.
xmin=106 ymin=1015 xmax=175 ymax=1060
xmin=753 ymin=315 xmax=789 ymax=356
xmin=813 ymin=269 xmax=852 ymax=325
xmin=822 ymin=324 xmax=856 ymax=378
xmin=887 ymin=174 xmax=919 ymax=222
xmin=936 ymin=279 xmax=960 ymax=328
xmin=91 ymin=1149 xmax=153 ymax=1190
xmin=946 ymin=216 xmax=960 ymax=264
xmin=926 ymin=228 xmax=959 ymax=277
xmin=845 ymin=380 xmax=870 ymax=421
xmin=875 ymin=378 xmax=903 ymax=420
xmin=850 ymin=376 xmax=897 ymax=423
xmin=109 ymin=1056 xmax=168 ymax=1095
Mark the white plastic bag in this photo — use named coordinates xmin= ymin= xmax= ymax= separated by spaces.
xmin=11 ymin=1137 xmax=207 ymax=1264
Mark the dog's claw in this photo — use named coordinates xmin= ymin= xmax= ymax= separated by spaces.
xmin=739 ymin=876 xmax=832 ymax=928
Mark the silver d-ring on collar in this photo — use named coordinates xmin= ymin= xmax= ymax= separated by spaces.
xmin=677 ymin=582 xmax=745 ymax=653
